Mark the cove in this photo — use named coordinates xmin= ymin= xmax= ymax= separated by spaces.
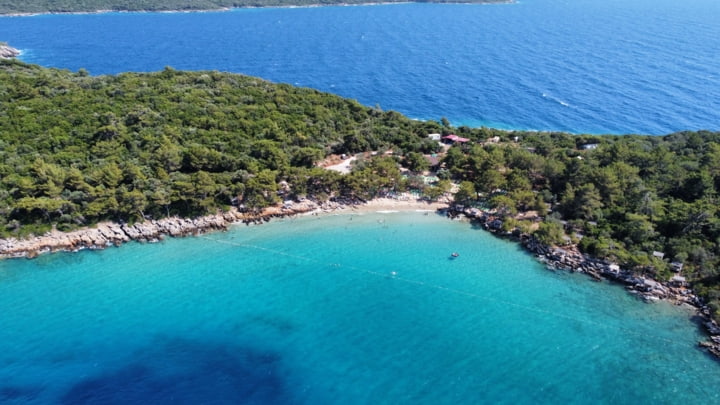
xmin=1 ymin=212 xmax=719 ymax=404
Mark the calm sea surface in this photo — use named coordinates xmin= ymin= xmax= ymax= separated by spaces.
xmin=1 ymin=0 xmax=719 ymax=134
xmin=1 ymin=1 xmax=720 ymax=403
xmin=1 ymin=212 xmax=719 ymax=404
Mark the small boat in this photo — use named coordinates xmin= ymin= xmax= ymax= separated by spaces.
xmin=451 ymin=252 xmax=459 ymax=258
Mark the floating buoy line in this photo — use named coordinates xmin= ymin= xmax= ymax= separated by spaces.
xmin=201 ymin=235 xmax=697 ymax=351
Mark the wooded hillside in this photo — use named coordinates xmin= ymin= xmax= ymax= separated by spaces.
xmin=0 ymin=60 xmax=440 ymax=234
xmin=2 ymin=59 xmax=720 ymax=319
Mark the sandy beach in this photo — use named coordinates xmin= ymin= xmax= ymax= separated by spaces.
xmin=0 ymin=196 xmax=449 ymax=259
xmin=348 ymin=197 xmax=448 ymax=213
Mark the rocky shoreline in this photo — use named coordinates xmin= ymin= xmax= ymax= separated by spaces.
xmin=447 ymin=205 xmax=720 ymax=361
xmin=527 ymin=238 xmax=720 ymax=360
xmin=0 ymin=194 xmax=446 ymax=259
xmin=3 ymin=197 xmax=719 ymax=360
xmin=0 ymin=1 xmax=512 ymax=17
xmin=0 ymin=199 xmax=339 ymax=259
xmin=0 ymin=44 xmax=20 ymax=59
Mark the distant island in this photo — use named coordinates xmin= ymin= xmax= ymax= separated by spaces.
xmin=0 ymin=0 xmax=510 ymax=15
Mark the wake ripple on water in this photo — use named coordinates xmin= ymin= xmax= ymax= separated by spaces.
xmin=541 ymin=92 xmax=571 ymax=108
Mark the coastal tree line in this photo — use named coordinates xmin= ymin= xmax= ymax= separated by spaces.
xmin=1 ymin=59 xmax=720 ymax=321
xmin=0 ymin=0 xmax=507 ymax=15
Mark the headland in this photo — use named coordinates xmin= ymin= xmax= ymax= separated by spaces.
xmin=0 ymin=43 xmax=20 ymax=58
xmin=0 ymin=1 xmax=512 ymax=16
xmin=443 ymin=204 xmax=720 ymax=360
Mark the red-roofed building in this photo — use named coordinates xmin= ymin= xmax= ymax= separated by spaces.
xmin=442 ymin=134 xmax=470 ymax=143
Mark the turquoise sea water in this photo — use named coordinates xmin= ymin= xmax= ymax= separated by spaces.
xmin=1 ymin=0 xmax=719 ymax=134
xmin=1 ymin=212 xmax=719 ymax=404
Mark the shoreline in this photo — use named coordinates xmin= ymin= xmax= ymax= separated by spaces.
xmin=2 ymin=195 xmax=719 ymax=359
xmin=0 ymin=1 xmax=513 ymax=17
xmin=345 ymin=197 xmax=448 ymax=213
xmin=445 ymin=205 xmax=720 ymax=361
xmin=0 ymin=8 xmax=231 ymax=18
xmin=0 ymin=197 xmax=447 ymax=259
xmin=0 ymin=44 xmax=20 ymax=58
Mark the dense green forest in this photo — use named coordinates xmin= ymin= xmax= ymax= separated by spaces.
xmin=0 ymin=0 xmax=507 ymax=14
xmin=1 ymin=59 xmax=720 ymax=319
xmin=0 ymin=59 xmax=442 ymax=233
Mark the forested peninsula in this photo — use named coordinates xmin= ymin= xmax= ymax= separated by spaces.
xmin=2 ymin=59 xmax=720 ymax=352
xmin=0 ymin=0 xmax=508 ymax=15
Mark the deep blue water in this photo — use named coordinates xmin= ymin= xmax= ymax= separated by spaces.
xmin=1 ymin=0 xmax=719 ymax=134
xmin=1 ymin=212 xmax=720 ymax=404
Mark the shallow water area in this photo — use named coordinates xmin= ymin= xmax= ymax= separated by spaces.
xmin=0 ymin=212 xmax=718 ymax=404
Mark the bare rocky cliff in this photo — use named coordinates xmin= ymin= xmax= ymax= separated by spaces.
xmin=0 ymin=43 xmax=20 ymax=58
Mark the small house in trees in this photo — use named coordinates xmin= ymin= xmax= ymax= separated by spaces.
xmin=442 ymin=134 xmax=470 ymax=144
xmin=670 ymin=261 xmax=684 ymax=273
xmin=670 ymin=275 xmax=687 ymax=287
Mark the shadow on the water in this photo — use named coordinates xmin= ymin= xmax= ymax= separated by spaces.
xmin=469 ymin=221 xmax=486 ymax=230
xmin=60 ymin=337 xmax=295 ymax=404
xmin=691 ymin=314 xmax=708 ymax=332
xmin=0 ymin=385 xmax=43 ymax=403
xmin=683 ymin=314 xmax=720 ymax=363
xmin=246 ymin=313 xmax=296 ymax=334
